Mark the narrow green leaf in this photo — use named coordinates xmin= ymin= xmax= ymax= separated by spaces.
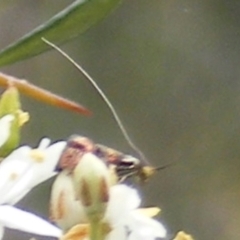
xmin=0 ymin=0 xmax=122 ymax=67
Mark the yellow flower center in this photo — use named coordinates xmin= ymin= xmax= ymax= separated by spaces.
xmin=17 ymin=110 xmax=29 ymax=126
xmin=29 ymin=149 xmax=45 ymax=163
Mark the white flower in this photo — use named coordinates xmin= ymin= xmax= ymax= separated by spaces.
xmin=51 ymin=168 xmax=166 ymax=240
xmin=0 ymin=115 xmax=14 ymax=148
xmin=105 ymin=185 xmax=167 ymax=240
xmin=0 ymin=117 xmax=67 ymax=240
xmin=50 ymin=152 xmax=111 ymax=231
xmin=0 ymin=137 xmax=66 ymax=240
xmin=0 ymin=138 xmax=66 ymax=205
xmin=0 ymin=205 xmax=62 ymax=239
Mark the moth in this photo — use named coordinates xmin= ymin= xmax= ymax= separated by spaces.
xmin=57 ymin=135 xmax=157 ymax=183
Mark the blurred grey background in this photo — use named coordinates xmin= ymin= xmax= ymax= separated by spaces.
xmin=1 ymin=0 xmax=240 ymax=239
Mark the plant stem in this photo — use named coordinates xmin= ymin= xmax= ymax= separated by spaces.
xmin=89 ymin=220 xmax=105 ymax=240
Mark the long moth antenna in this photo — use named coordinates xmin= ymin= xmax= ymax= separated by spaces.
xmin=42 ymin=38 xmax=147 ymax=163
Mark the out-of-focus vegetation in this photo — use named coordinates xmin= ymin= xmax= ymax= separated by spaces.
xmin=1 ymin=0 xmax=240 ymax=239
xmin=0 ymin=0 xmax=122 ymax=66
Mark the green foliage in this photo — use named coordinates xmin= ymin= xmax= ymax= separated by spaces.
xmin=0 ymin=0 xmax=122 ymax=67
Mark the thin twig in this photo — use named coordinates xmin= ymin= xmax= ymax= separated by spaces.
xmin=0 ymin=72 xmax=91 ymax=115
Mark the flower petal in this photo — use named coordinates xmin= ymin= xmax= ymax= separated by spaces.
xmin=127 ymin=211 xmax=167 ymax=239
xmin=0 ymin=205 xmax=62 ymax=237
xmin=0 ymin=115 xmax=14 ymax=148
xmin=105 ymin=185 xmax=141 ymax=226
xmin=29 ymin=140 xmax=66 ymax=188
xmin=0 ymin=147 xmax=32 ymax=204
xmin=105 ymin=225 xmax=127 ymax=240
xmin=38 ymin=138 xmax=51 ymax=150
xmin=0 ymin=169 xmax=34 ymax=204
xmin=0 ymin=140 xmax=66 ymax=204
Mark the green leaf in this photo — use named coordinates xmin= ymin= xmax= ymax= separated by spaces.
xmin=0 ymin=0 xmax=122 ymax=67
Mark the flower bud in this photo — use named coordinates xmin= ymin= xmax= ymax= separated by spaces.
xmin=0 ymin=86 xmax=28 ymax=157
xmin=72 ymin=153 xmax=110 ymax=222
xmin=50 ymin=170 xmax=87 ymax=232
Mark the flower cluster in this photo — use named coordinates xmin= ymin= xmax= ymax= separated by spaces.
xmin=50 ymin=152 xmax=167 ymax=240
xmin=0 ymin=86 xmax=193 ymax=240
xmin=0 ymin=87 xmax=66 ymax=239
